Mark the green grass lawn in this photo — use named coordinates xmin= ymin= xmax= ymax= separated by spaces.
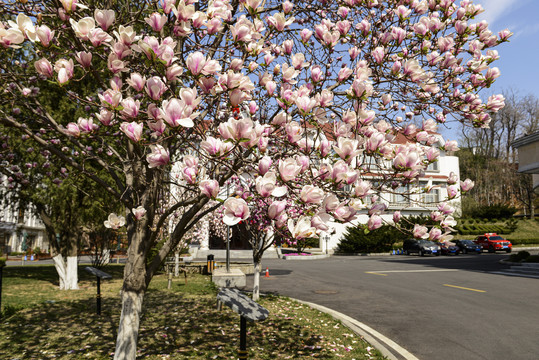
xmin=0 ymin=265 xmax=385 ymax=359
xmin=456 ymin=218 xmax=539 ymax=245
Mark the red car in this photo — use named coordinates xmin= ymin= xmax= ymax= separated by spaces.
xmin=474 ymin=233 xmax=512 ymax=253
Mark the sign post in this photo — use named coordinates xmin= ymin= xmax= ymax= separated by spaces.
xmin=84 ymin=267 xmax=112 ymax=315
xmin=217 ymin=288 xmax=269 ymax=359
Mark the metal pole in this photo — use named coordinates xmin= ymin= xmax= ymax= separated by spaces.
xmin=226 ymin=185 xmax=230 ymax=273
xmin=0 ymin=266 xmax=3 ymax=315
xmin=238 ymin=316 xmax=247 ymax=359
xmin=96 ymin=276 xmax=101 ymax=315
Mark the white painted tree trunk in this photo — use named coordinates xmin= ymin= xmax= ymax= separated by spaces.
xmin=52 ymin=254 xmax=66 ymax=290
xmin=174 ymin=252 xmax=179 ymax=277
xmin=52 ymin=255 xmax=79 ymax=290
xmin=114 ymin=290 xmax=144 ymax=360
xmin=252 ymin=261 xmax=261 ymax=301
xmin=65 ymin=256 xmax=79 ymax=290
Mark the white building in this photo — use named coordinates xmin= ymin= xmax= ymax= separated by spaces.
xmin=0 ymin=182 xmax=48 ymax=255
xmin=323 ymin=134 xmax=461 ymax=253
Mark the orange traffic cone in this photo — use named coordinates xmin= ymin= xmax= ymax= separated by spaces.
xmin=265 ymin=267 xmax=270 ymax=278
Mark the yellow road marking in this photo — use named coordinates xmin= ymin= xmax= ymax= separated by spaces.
xmin=443 ymin=284 xmax=486 ymax=293
xmin=365 ymin=271 xmax=388 ymax=276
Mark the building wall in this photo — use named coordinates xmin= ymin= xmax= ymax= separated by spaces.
xmin=0 ymin=179 xmax=48 ymax=254
xmin=324 ymin=151 xmax=461 ymax=252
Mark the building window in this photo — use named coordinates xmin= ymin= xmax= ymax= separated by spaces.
xmin=426 ymin=161 xmax=439 ymax=172
xmin=390 ymin=185 xmax=410 ymax=206
xmin=419 ymin=181 xmax=440 ymax=206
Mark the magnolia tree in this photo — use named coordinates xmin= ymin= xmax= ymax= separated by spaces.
xmin=0 ymin=0 xmax=509 ymax=358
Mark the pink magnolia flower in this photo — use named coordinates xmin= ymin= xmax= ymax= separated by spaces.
xmin=114 ymin=25 xmax=137 ymax=45
xmin=54 ymin=59 xmax=74 ymax=84
xmin=278 ymin=158 xmax=301 ymax=182
xmin=146 ymin=76 xmax=167 ymax=101
xmin=186 ymin=51 xmax=221 ymax=76
xmin=393 ymin=211 xmax=402 ymax=223
xmin=160 ymin=98 xmax=195 ymax=128
xmin=69 ymin=17 xmax=95 ymax=40
xmin=96 ymin=108 xmax=114 ymax=126
xmin=367 ymin=215 xmax=382 ymax=231
xmin=199 ymin=179 xmax=220 ymax=198
xmin=8 ymin=13 xmax=37 ymax=42
xmin=333 ymin=137 xmax=361 ymax=163
xmin=132 ymin=206 xmax=146 ymax=220
xmin=288 ymin=216 xmax=316 ymax=239
xmin=447 ymin=184 xmax=459 ymax=199
xmin=268 ymin=200 xmax=287 ymax=219
xmin=371 ymin=46 xmax=385 ymax=64
xmin=300 ymin=28 xmax=313 ymax=42
xmin=267 ymin=12 xmax=295 ymax=32
xmin=354 ymin=180 xmax=372 ymax=198
xmin=94 ymin=9 xmax=115 ymax=30
xmin=89 ymin=28 xmax=113 ymax=46
xmin=120 ymin=98 xmax=140 ymax=119
xmin=36 ymin=25 xmax=54 ymax=47
xmin=146 ymin=144 xmax=170 ymax=168
xmin=413 ymin=224 xmax=429 ymax=239
xmin=428 ymin=228 xmax=442 ymax=241
xmin=127 ymin=73 xmax=146 ymax=92
xmin=223 ymin=198 xmax=250 ymax=226
xmin=295 ymin=96 xmax=316 ymax=114
xmin=300 ymin=185 xmax=324 ymax=204
xmin=65 ymin=123 xmax=80 ymax=137
xmin=120 ymin=121 xmax=143 ymax=142
xmin=437 ymin=202 xmax=455 ymax=215
xmin=104 ymin=213 xmax=126 ymax=229
xmin=460 ymin=179 xmax=474 ymax=192
xmin=99 ymin=89 xmax=122 ymax=108
xmin=77 ymin=117 xmax=98 ymax=133
xmin=75 ymin=51 xmax=92 ymax=68
xmin=258 ymin=156 xmax=272 ymax=175
xmin=35 ymin=58 xmax=54 ymax=78
xmin=146 ymin=12 xmax=167 ymax=32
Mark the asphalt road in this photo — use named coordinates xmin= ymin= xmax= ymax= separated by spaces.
xmin=249 ymin=254 xmax=539 ymax=360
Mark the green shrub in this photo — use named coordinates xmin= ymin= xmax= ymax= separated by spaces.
xmin=525 ymin=255 xmax=539 ymax=263
xmin=0 ymin=257 xmax=5 ymax=267
xmin=469 ymin=204 xmax=517 ymax=220
xmin=337 ymin=225 xmax=407 ymax=253
xmin=514 ymin=251 xmax=531 ymax=262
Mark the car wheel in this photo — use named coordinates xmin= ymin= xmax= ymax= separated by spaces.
xmin=406 ymin=250 xmax=410 ymax=255
xmin=506 ymin=248 xmax=512 ymax=253
xmin=462 ymin=248 xmax=467 ymax=254
xmin=419 ymin=250 xmax=424 ymax=256
xmin=488 ymin=246 xmax=495 ymax=253
xmin=435 ymin=252 xmax=440 ymax=256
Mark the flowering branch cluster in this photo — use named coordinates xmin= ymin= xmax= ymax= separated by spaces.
xmin=0 ymin=0 xmax=508 ymax=257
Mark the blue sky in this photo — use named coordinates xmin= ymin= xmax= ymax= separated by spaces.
xmin=475 ymin=0 xmax=539 ymax=96
xmin=440 ymin=0 xmax=539 ymax=140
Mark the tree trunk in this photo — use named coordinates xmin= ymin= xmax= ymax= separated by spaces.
xmin=252 ymin=260 xmax=261 ymax=301
xmin=65 ymin=256 xmax=79 ymax=290
xmin=114 ymin=288 xmax=145 ymax=360
xmin=52 ymin=254 xmax=67 ymax=290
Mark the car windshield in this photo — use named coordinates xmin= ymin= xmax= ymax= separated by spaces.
xmin=418 ymin=240 xmax=432 ymax=245
xmin=489 ymin=236 xmax=504 ymax=240
xmin=460 ymin=240 xmax=474 ymax=245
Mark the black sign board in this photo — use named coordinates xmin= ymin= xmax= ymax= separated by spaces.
xmin=217 ymin=288 xmax=269 ymax=322
xmin=84 ymin=266 xmax=112 ymax=279
xmin=84 ymin=267 xmax=112 ymax=315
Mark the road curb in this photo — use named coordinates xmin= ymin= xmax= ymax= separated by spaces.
xmin=293 ymin=299 xmax=419 ymax=360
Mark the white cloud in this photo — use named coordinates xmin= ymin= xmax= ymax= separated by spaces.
xmin=475 ymin=0 xmax=528 ymax=27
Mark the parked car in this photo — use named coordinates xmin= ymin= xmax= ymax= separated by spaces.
xmin=454 ymin=239 xmax=482 ymax=254
xmin=474 ymin=233 xmax=512 ymax=253
xmin=403 ymin=239 xmax=441 ymax=256
xmin=439 ymin=241 xmax=460 ymax=255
